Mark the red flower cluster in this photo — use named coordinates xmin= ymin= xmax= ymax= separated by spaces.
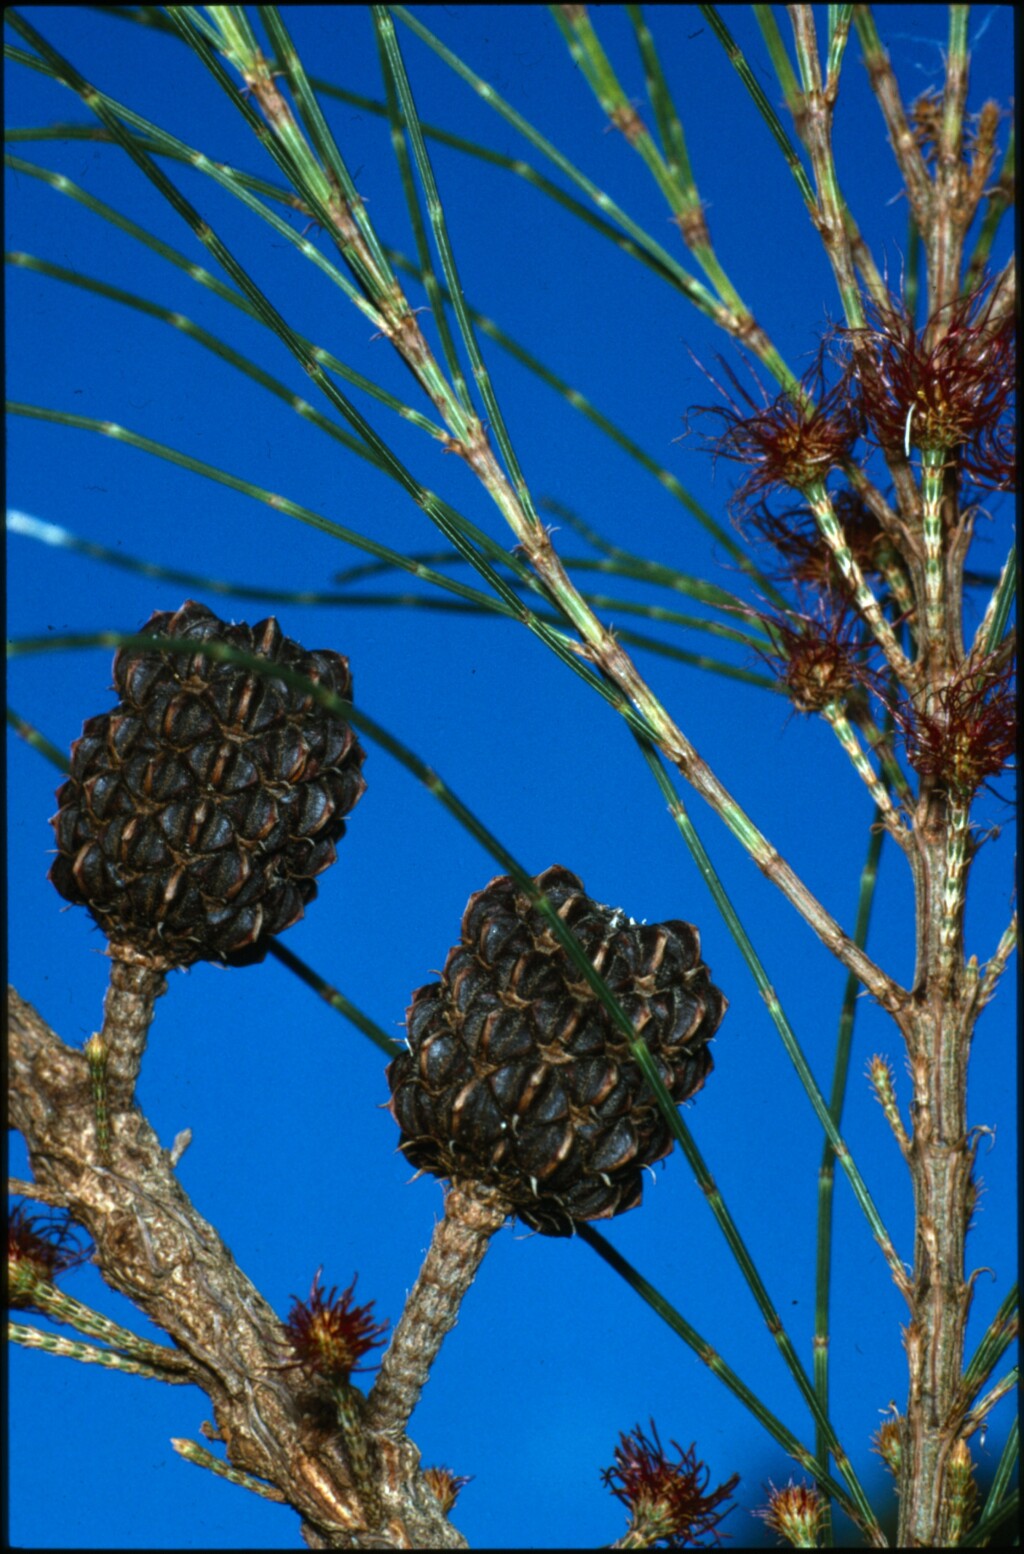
xmin=602 ymin=1420 xmax=738 ymax=1547
xmin=282 ymin=1270 xmax=388 ymax=1383
xmin=743 ymin=489 xmax=897 ymax=596
xmin=843 ymin=287 xmax=1014 ymax=463
xmin=758 ymin=597 xmax=873 ymax=715
xmin=699 ymin=353 xmax=860 ymax=507
xmin=898 ymin=658 xmax=1016 ymax=797
xmin=962 ymin=418 xmax=1015 ymax=492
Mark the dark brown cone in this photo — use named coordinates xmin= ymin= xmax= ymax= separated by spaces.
xmin=49 ymin=600 xmax=366 ymax=968
xmin=387 ymin=866 xmax=726 ymax=1236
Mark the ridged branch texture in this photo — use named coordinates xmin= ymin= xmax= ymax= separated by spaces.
xmin=8 ymin=985 xmax=465 ymax=1551
xmin=98 ymin=956 xmax=167 ymax=1099
xmin=367 ymin=1182 xmax=508 ymax=1440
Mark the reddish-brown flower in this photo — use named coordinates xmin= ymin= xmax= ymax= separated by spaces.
xmin=8 ymin=1202 xmax=89 ymax=1308
xmin=843 ymin=287 xmax=1014 ymax=458
xmin=743 ymin=489 xmax=899 ymax=595
xmin=697 ymin=351 xmax=860 ymax=508
xmin=602 ymin=1421 xmax=738 ymax=1547
xmin=759 ymin=596 xmax=876 ymax=715
xmin=423 ymin=1466 xmax=472 ymax=1515
xmin=282 ymin=1270 xmax=388 ymax=1383
xmin=898 ymin=659 xmax=1016 ymax=796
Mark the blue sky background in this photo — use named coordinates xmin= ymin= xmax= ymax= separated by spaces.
xmin=6 ymin=6 xmax=1016 ymax=1548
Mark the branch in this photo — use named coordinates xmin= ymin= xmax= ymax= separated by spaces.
xmin=367 ymin=1182 xmax=507 ymax=1440
xmin=7 ymin=985 xmax=464 ymax=1550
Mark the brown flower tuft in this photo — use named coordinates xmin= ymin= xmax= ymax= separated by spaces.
xmin=602 ymin=1420 xmax=738 ymax=1547
xmin=910 ymin=87 xmax=944 ymax=165
xmin=898 ymin=658 xmax=1016 ymax=797
xmin=743 ymin=489 xmax=897 ymax=595
xmin=759 ymin=596 xmax=874 ymax=715
xmin=911 ymin=88 xmax=1003 ymax=180
xmin=842 ymin=287 xmax=1014 ymax=459
xmin=697 ymin=351 xmax=860 ymax=509
xmin=282 ymin=1270 xmax=388 ymax=1383
xmin=8 ymin=1202 xmax=89 ymax=1308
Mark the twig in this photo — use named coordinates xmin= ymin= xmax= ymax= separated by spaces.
xmin=977 ymin=913 xmax=1017 ymax=1009
xmin=171 ymin=1438 xmax=288 ymax=1502
xmin=8 ymin=1176 xmax=70 ymax=1207
xmin=9 ymin=1321 xmax=193 ymax=1383
xmin=367 ymin=1181 xmax=508 ymax=1440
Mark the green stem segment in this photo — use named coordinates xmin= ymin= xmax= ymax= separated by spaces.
xmin=938 ymin=800 xmax=970 ymax=993
xmin=8 ymin=1321 xmax=189 ymax=1382
xmin=977 ymin=914 xmax=1017 ymax=1011
xmin=787 ymin=5 xmax=866 ymax=331
xmin=16 ymin=1279 xmax=192 ymax=1375
xmin=920 ymin=448 xmax=948 ymax=639
xmin=804 ymin=483 xmax=915 ymax=684
xmin=170 ymin=1439 xmax=287 ymax=1502
xmin=823 ymin=707 xmax=908 ymax=842
xmin=868 ymin=1056 xmax=911 ymax=1155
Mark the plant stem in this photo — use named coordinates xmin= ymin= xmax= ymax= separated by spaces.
xmin=8 ymin=1321 xmax=189 ymax=1382
xmin=21 ymin=1280 xmax=194 ymax=1375
xmin=937 ymin=800 xmax=970 ymax=993
xmin=823 ymin=707 xmax=909 ymax=842
xmin=170 ymin=1439 xmax=287 ymax=1502
xmin=99 ymin=954 xmax=167 ymax=1093
xmin=898 ymin=820 xmax=979 ymax=1544
xmin=977 ymin=912 xmax=1017 ymax=1010
xmin=788 ymin=5 xmax=866 ymax=330
xmin=334 ymin=1382 xmax=382 ymax=1529
xmin=88 ymin=955 xmax=167 ymax=1156
xmin=813 ymin=814 xmax=887 ymax=1542
xmin=366 ymin=1181 xmax=507 ymax=1440
xmin=920 ymin=448 xmax=948 ymax=640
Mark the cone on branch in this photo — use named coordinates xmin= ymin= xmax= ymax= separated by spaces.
xmin=387 ymin=865 xmax=726 ymax=1236
xmin=49 ymin=599 xmax=366 ymax=971
xmin=369 ymin=867 xmax=726 ymax=1439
